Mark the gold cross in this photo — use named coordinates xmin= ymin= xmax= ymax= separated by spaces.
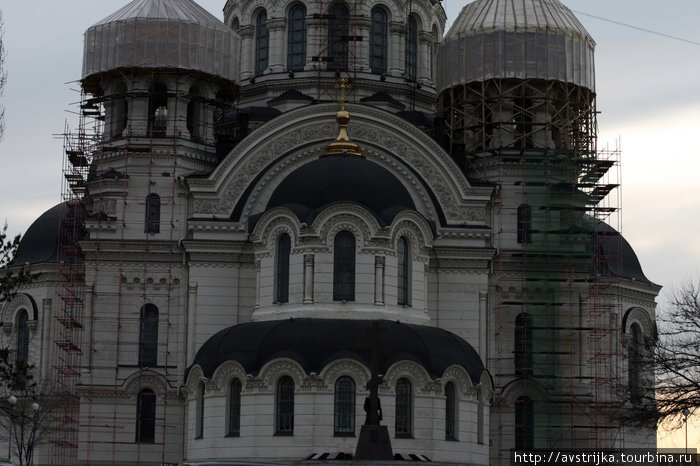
xmin=335 ymin=77 xmax=351 ymax=111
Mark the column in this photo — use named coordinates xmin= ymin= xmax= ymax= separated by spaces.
xmin=303 ymin=254 xmax=314 ymax=304
xmin=389 ymin=22 xmax=406 ymax=77
xmin=186 ymin=283 xmax=198 ymax=366
xmin=306 ymin=17 xmax=324 ymax=71
xmin=238 ymin=25 xmax=255 ymax=80
xmin=353 ymin=16 xmax=371 ymax=73
xmin=374 ymin=256 xmax=385 ymax=305
xmin=266 ymin=18 xmax=287 ymax=73
xmin=418 ymin=30 xmax=434 ymax=85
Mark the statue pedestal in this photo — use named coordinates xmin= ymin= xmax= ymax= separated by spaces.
xmin=354 ymin=425 xmax=393 ymax=460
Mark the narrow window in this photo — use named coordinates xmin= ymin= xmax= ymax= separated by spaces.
xmin=397 ymin=237 xmax=410 ymax=305
xmin=255 ymin=10 xmax=269 ymax=76
xmin=445 ymin=382 xmax=457 ymax=440
xmin=327 ymin=3 xmax=349 ymax=71
xmin=139 ymin=304 xmax=158 ymax=367
xmin=195 ymin=382 xmax=205 ymax=439
xmin=333 ymin=231 xmax=355 ymax=301
xmin=514 ymin=313 xmax=533 ymax=376
xmin=334 ymin=376 xmax=355 ymax=436
xmin=228 ymin=379 xmax=242 ymax=436
xmin=145 ymin=194 xmax=160 ymax=234
xmin=515 ymin=396 xmax=533 ymax=450
xmin=629 ymin=323 xmax=642 ymax=403
xmin=477 ymin=391 xmax=484 ymax=444
xmin=287 ymin=5 xmax=307 ymax=71
xmin=405 ymin=16 xmax=418 ymax=81
xmin=136 ymin=389 xmax=156 ymax=443
xmin=276 ymin=376 xmax=295 ymax=435
xmin=148 ymin=83 xmax=167 ymax=137
xmin=112 ymin=83 xmax=128 ymax=139
xmin=187 ymin=87 xmax=201 ymax=142
xmin=395 ymin=378 xmax=412 ymax=438
xmin=276 ymin=234 xmax=291 ymax=303
xmin=15 ymin=310 xmax=29 ymax=367
xmin=517 ymin=204 xmax=531 ymax=244
xmin=369 ymin=7 xmax=388 ymax=74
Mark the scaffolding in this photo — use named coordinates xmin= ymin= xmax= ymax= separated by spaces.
xmin=438 ymin=75 xmax=621 ymax=463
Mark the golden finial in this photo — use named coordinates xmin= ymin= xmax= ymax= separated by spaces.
xmin=323 ymin=78 xmax=363 ymax=157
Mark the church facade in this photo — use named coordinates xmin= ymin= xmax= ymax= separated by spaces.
xmin=1 ymin=0 xmax=660 ymax=465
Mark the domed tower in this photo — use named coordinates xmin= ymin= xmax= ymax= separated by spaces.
xmin=437 ymin=0 xmax=626 ymax=461
xmin=59 ymin=1 xmax=241 ymax=464
xmin=222 ymin=0 xmax=446 ymax=122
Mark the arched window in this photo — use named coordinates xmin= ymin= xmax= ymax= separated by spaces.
xmin=517 ymin=204 xmax=531 ymax=244
xmin=334 ymin=376 xmax=355 ymax=435
xmin=369 ymin=7 xmax=388 ymax=74
xmin=148 ymin=83 xmax=168 ymax=137
xmin=515 ymin=396 xmax=534 ymax=450
xmin=287 ymin=5 xmax=307 ymax=71
xmin=276 ymin=234 xmax=291 ymax=303
xmin=112 ymin=83 xmax=128 ymax=139
xmin=514 ymin=312 xmax=533 ymax=376
xmin=333 ymin=231 xmax=355 ymax=301
xmin=228 ymin=379 xmax=242 ymax=436
xmin=145 ymin=193 xmax=160 ymax=234
xmin=444 ymin=382 xmax=457 ymax=440
xmin=255 ymin=10 xmax=269 ymax=76
xmin=629 ymin=323 xmax=642 ymax=403
xmin=15 ymin=310 xmax=29 ymax=367
xmin=327 ymin=3 xmax=349 ymax=71
xmin=139 ymin=304 xmax=158 ymax=368
xmin=397 ymin=237 xmax=410 ymax=305
xmin=405 ymin=16 xmax=418 ymax=81
xmin=195 ymin=382 xmax=205 ymax=439
xmin=136 ymin=389 xmax=156 ymax=443
xmin=276 ymin=376 xmax=295 ymax=435
xmin=395 ymin=378 xmax=412 ymax=438
xmin=187 ymin=87 xmax=202 ymax=142
xmin=477 ymin=391 xmax=484 ymax=444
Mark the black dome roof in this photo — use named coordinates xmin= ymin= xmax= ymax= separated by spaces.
xmin=191 ymin=319 xmax=485 ymax=383
xmin=13 ymin=203 xmax=65 ymax=266
xmin=596 ymin=221 xmax=653 ymax=285
xmin=266 ymin=157 xmax=415 ymax=225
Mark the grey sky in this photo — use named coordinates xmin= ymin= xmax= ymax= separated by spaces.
xmin=0 ymin=0 xmax=699 ymax=308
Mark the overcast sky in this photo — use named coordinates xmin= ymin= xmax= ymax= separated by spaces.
xmin=0 ymin=1 xmax=699 ymax=311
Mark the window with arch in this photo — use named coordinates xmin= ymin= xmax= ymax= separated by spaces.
xmin=136 ymin=388 xmax=156 ymax=443
xmin=628 ymin=323 xmax=643 ymax=403
xmin=334 ymin=376 xmax=355 ymax=435
xmin=405 ymin=15 xmax=418 ymax=81
xmin=195 ymin=382 xmax=205 ymax=439
xmin=139 ymin=304 xmax=158 ymax=368
xmin=112 ymin=83 xmax=128 ymax=139
xmin=444 ymin=381 xmax=457 ymax=440
xmin=148 ymin=83 xmax=168 ymax=137
xmin=15 ymin=310 xmax=29 ymax=367
xmin=276 ymin=376 xmax=295 ymax=435
xmin=228 ymin=378 xmax=242 ymax=436
xmin=369 ymin=7 xmax=388 ymax=74
xmin=327 ymin=2 xmax=349 ymax=71
xmin=395 ymin=378 xmax=412 ymax=437
xmin=287 ymin=4 xmax=307 ymax=71
xmin=276 ymin=234 xmax=291 ymax=303
xmin=517 ymin=204 xmax=531 ymax=244
xmin=255 ymin=10 xmax=269 ymax=76
xmin=145 ymin=193 xmax=160 ymax=234
xmin=187 ymin=87 xmax=202 ymax=142
xmin=397 ymin=237 xmax=410 ymax=305
xmin=333 ymin=231 xmax=355 ymax=301
xmin=515 ymin=396 xmax=534 ymax=450
xmin=514 ymin=312 xmax=533 ymax=376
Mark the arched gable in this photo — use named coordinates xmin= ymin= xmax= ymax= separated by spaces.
xmin=189 ymin=103 xmax=491 ymax=227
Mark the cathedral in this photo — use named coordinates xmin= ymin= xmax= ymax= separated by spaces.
xmin=1 ymin=0 xmax=660 ymax=464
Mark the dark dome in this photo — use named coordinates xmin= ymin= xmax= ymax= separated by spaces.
xmin=267 ymin=157 xmax=415 ymax=224
xmin=596 ymin=221 xmax=653 ymax=285
xmin=191 ymin=319 xmax=485 ymax=383
xmin=13 ymin=204 xmax=65 ymax=266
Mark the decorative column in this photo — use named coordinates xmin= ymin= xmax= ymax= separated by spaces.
xmin=303 ymin=255 xmax=314 ymax=304
xmin=238 ymin=25 xmax=255 ymax=80
xmin=374 ymin=256 xmax=385 ymax=305
xmin=479 ymin=291 xmax=487 ymax=363
xmin=306 ymin=16 xmax=324 ymax=71
xmin=186 ymin=283 xmax=198 ymax=366
xmin=266 ymin=18 xmax=287 ymax=73
xmin=173 ymin=75 xmax=191 ymax=139
xmin=418 ymin=30 xmax=434 ymax=86
xmin=353 ymin=16 xmax=371 ymax=73
xmin=388 ymin=22 xmax=406 ymax=77
xmin=129 ymin=75 xmax=150 ymax=137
